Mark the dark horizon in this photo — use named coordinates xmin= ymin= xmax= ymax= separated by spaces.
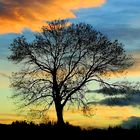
xmin=0 ymin=0 xmax=140 ymax=129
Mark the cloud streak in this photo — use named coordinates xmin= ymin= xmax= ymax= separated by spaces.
xmin=0 ymin=113 xmax=24 ymax=124
xmin=96 ymin=92 xmax=140 ymax=107
xmin=0 ymin=72 xmax=10 ymax=78
xmin=0 ymin=0 xmax=105 ymax=34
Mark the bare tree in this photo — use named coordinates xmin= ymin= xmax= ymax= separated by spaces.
xmin=9 ymin=20 xmax=134 ymax=125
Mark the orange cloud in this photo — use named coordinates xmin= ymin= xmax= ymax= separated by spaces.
xmin=0 ymin=0 xmax=105 ymax=34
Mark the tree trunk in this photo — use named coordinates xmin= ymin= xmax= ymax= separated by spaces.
xmin=55 ymin=102 xmax=65 ymax=125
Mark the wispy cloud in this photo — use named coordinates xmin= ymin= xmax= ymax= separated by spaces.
xmin=0 ymin=71 xmax=10 ymax=88
xmin=0 ymin=0 xmax=105 ymax=34
xmin=0 ymin=113 xmax=24 ymax=124
xmin=0 ymin=72 xmax=10 ymax=78
xmin=95 ymin=92 xmax=140 ymax=107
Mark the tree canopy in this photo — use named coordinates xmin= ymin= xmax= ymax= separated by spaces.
xmin=9 ymin=20 xmax=134 ymax=125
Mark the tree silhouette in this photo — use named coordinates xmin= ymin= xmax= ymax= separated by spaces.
xmin=9 ymin=20 xmax=133 ymax=125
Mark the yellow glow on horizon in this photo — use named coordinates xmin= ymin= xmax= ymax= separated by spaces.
xmin=0 ymin=114 xmax=24 ymax=124
xmin=1 ymin=105 xmax=140 ymax=128
xmin=0 ymin=0 xmax=105 ymax=34
xmin=62 ymin=106 xmax=140 ymax=128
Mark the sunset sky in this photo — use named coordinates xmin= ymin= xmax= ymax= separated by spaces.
xmin=0 ymin=0 xmax=140 ymax=128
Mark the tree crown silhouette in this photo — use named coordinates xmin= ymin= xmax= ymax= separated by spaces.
xmin=9 ymin=20 xmax=133 ymax=125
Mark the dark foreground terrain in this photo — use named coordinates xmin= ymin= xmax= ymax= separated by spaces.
xmin=0 ymin=121 xmax=139 ymax=140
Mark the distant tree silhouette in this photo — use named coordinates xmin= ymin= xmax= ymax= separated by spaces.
xmin=9 ymin=20 xmax=134 ymax=125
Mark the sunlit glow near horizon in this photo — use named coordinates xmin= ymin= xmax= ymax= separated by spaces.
xmin=0 ymin=0 xmax=140 ymax=128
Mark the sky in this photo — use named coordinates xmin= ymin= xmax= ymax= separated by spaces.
xmin=0 ymin=0 xmax=140 ymax=128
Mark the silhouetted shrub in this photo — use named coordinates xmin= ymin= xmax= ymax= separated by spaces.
xmin=0 ymin=121 xmax=140 ymax=140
